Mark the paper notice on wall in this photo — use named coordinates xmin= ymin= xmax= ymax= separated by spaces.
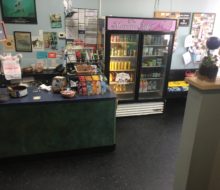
xmin=1 ymin=56 xmax=21 ymax=80
xmin=183 ymin=51 xmax=191 ymax=65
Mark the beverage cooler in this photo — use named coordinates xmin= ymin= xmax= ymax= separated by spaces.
xmin=104 ymin=17 xmax=177 ymax=117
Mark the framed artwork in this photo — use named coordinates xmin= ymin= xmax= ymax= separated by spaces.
xmin=14 ymin=31 xmax=32 ymax=52
xmin=0 ymin=0 xmax=37 ymax=24
xmin=0 ymin=21 xmax=7 ymax=41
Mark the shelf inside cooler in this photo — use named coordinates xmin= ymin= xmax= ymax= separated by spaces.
xmin=110 ymin=56 xmax=136 ymax=58
xmin=141 ymin=66 xmax=164 ymax=68
xmin=110 ymin=82 xmax=135 ymax=85
xmin=142 ymin=55 xmax=164 ymax=58
xmin=111 ymin=42 xmax=138 ymax=44
xmin=115 ymin=91 xmax=134 ymax=95
xmin=110 ymin=69 xmax=136 ymax=72
xmin=138 ymin=96 xmax=162 ymax=100
xmin=139 ymin=90 xmax=161 ymax=93
xmin=143 ymin=45 xmax=168 ymax=47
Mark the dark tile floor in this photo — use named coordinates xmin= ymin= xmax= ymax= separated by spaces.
xmin=0 ymin=99 xmax=186 ymax=190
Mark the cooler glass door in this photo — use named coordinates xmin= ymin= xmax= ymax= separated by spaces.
xmin=139 ymin=34 xmax=171 ymax=100
xmin=109 ymin=34 xmax=138 ymax=101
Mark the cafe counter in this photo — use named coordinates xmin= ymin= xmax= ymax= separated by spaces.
xmin=0 ymin=88 xmax=116 ymax=158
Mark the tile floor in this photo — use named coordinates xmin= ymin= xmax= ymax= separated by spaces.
xmin=0 ymin=99 xmax=186 ymax=190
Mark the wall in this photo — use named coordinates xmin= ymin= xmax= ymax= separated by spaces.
xmin=101 ymin=0 xmax=220 ymax=69
xmin=0 ymin=0 xmax=99 ymax=67
xmin=0 ymin=0 xmax=220 ymax=69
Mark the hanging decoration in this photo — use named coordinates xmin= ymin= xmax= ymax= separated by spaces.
xmin=63 ymin=0 xmax=77 ymax=17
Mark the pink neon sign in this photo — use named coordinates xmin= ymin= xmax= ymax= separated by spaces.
xmin=107 ymin=17 xmax=176 ymax=32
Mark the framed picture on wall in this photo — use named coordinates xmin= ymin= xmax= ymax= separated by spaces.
xmin=14 ymin=31 xmax=32 ymax=52
xmin=0 ymin=0 xmax=37 ymax=24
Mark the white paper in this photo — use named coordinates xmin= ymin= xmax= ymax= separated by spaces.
xmin=32 ymin=36 xmax=44 ymax=51
xmin=183 ymin=51 xmax=191 ymax=65
xmin=79 ymin=9 xmax=85 ymax=23
xmin=66 ymin=27 xmax=78 ymax=39
xmin=85 ymin=37 xmax=97 ymax=44
xmin=184 ymin=34 xmax=194 ymax=48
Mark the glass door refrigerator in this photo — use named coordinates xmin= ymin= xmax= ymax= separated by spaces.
xmin=107 ymin=33 xmax=139 ymax=101
xmin=138 ymin=34 xmax=172 ymax=100
xmin=105 ymin=16 xmax=177 ymax=115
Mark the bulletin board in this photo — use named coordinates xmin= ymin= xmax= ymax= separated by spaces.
xmin=190 ymin=13 xmax=216 ymax=62
xmin=65 ymin=8 xmax=98 ymax=48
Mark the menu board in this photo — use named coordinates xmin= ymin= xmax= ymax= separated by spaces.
xmin=65 ymin=8 xmax=98 ymax=47
xmin=154 ymin=11 xmax=191 ymax=27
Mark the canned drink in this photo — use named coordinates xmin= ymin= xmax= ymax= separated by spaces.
xmin=124 ymin=62 xmax=127 ymax=70
xmin=127 ymin=61 xmax=131 ymax=70
xmin=112 ymin=62 xmax=115 ymax=70
xmin=115 ymin=62 xmax=119 ymax=70
xmin=121 ymin=62 xmax=124 ymax=70
xmin=110 ymin=62 xmax=112 ymax=71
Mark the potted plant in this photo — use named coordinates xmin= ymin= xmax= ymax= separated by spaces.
xmin=198 ymin=37 xmax=220 ymax=81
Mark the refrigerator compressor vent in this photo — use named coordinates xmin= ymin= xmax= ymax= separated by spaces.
xmin=116 ymin=102 xmax=164 ymax=117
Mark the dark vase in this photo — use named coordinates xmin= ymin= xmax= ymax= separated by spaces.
xmin=198 ymin=64 xmax=218 ymax=81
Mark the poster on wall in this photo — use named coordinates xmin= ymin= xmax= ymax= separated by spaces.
xmin=0 ymin=0 xmax=37 ymax=24
xmin=32 ymin=36 xmax=44 ymax=51
xmin=43 ymin=32 xmax=58 ymax=50
xmin=50 ymin=13 xmax=62 ymax=28
xmin=3 ymin=35 xmax=15 ymax=51
xmin=190 ymin=13 xmax=216 ymax=62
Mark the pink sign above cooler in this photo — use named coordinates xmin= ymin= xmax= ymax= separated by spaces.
xmin=107 ymin=17 xmax=177 ymax=32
